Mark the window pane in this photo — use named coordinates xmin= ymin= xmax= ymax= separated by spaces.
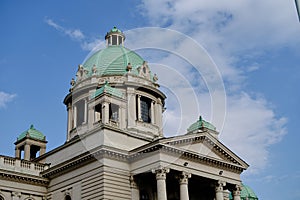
xmin=95 ymin=104 xmax=102 ymax=122
xmin=118 ymin=36 xmax=122 ymax=45
xmin=76 ymin=100 xmax=85 ymax=126
xmin=109 ymin=103 xmax=119 ymax=121
xmin=141 ymin=97 xmax=151 ymax=123
xmin=112 ymin=35 xmax=117 ymax=45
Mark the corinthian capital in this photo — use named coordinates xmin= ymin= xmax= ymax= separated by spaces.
xmin=152 ymin=166 xmax=170 ymax=180
xmin=233 ymin=184 xmax=242 ymax=196
xmin=178 ymin=171 xmax=192 ymax=184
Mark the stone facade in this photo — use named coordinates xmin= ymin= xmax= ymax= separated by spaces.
xmin=0 ymin=27 xmax=249 ymax=200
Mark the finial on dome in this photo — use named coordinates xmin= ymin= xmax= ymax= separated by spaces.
xmin=105 ymin=26 xmax=125 ymax=47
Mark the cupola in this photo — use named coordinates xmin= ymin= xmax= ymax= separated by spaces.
xmin=105 ymin=26 xmax=125 ymax=46
xmin=14 ymin=125 xmax=47 ymax=161
xmin=187 ymin=116 xmax=218 ymax=138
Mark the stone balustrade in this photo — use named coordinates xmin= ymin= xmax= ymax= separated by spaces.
xmin=0 ymin=155 xmax=49 ymax=176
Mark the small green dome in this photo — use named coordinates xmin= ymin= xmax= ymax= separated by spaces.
xmin=17 ymin=125 xmax=46 ymax=141
xmin=83 ymin=46 xmax=144 ymax=77
xmin=241 ymin=184 xmax=258 ymax=200
xmin=229 ymin=184 xmax=258 ymax=200
xmin=187 ymin=116 xmax=216 ymax=132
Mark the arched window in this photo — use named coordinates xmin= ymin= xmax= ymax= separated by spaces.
xmin=65 ymin=195 xmax=71 ymax=200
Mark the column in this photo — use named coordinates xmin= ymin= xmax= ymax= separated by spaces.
xmin=88 ymin=104 xmax=94 ymax=127
xmin=233 ymin=185 xmax=242 ymax=200
xmin=215 ymin=181 xmax=225 ymax=200
xmin=137 ymin=95 xmax=142 ymax=121
xmin=130 ymin=176 xmax=139 ymax=200
xmin=67 ymin=103 xmax=74 ymax=140
xmin=84 ymin=99 xmax=87 ymax=124
xmin=40 ymin=147 xmax=46 ymax=156
xmin=156 ymin=98 xmax=163 ymax=136
xmin=152 ymin=167 xmax=169 ymax=200
xmin=127 ymin=88 xmax=136 ymax=127
xmin=15 ymin=147 xmax=20 ymax=159
xmin=73 ymin=105 xmax=77 ymax=128
xmin=179 ymin=172 xmax=191 ymax=200
xmin=151 ymin=101 xmax=155 ymax=124
xmin=24 ymin=143 xmax=31 ymax=161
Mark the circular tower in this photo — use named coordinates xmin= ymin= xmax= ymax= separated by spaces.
xmin=64 ymin=27 xmax=166 ymax=147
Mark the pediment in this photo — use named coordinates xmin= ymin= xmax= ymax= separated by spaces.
xmin=162 ymin=132 xmax=248 ymax=168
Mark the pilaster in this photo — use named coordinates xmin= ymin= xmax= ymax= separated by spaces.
xmin=130 ymin=176 xmax=139 ymax=200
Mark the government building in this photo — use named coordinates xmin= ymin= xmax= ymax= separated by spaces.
xmin=0 ymin=27 xmax=258 ymax=200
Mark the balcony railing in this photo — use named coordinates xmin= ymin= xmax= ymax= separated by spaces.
xmin=0 ymin=155 xmax=49 ymax=176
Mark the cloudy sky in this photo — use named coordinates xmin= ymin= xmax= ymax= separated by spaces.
xmin=1 ymin=1 xmax=300 ymax=199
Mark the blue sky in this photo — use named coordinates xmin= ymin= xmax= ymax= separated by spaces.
xmin=0 ymin=1 xmax=300 ymax=199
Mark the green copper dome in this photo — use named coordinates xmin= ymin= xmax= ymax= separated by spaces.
xmin=241 ymin=184 xmax=258 ymax=200
xmin=187 ymin=116 xmax=216 ymax=132
xmin=229 ymin=184 xmax=258 ymax=200
xmin=83 ymin=45 xmax=144 ymax=77
xmin=17 ymin=125 xmax=46 ymax=141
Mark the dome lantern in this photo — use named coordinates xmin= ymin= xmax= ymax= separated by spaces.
xmin=105 ymin=26 xmax=125 ymax=47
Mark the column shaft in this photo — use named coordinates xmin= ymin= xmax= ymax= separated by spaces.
xmin=127 ymin=88 xmax=136 ymax=127
xmin=151 ymin=101 xmax=155 ymax=124
xmin=24 ymin=144 xmax=30 ymax=160
xmin=73 ymin=106 xmax=77 ymax=127
xmin=15 ymin=148 xmax=20 ymax=159
xmin=179 ymin=172 xmax=191 ymax=200
xmin=130 ymin=176 xmax=139 ymax=200
xmin=137 ymin=95 xmax=142 ymax=121
xmin=215 ymin=181 xmax=225 ymax=200
xmin=83 ymin=99 xmax=87 ymax=123
xmin=152 ymin=167 xmax=169 ymax=200
xmin=157 ymin=179 xmax=167 ymax=200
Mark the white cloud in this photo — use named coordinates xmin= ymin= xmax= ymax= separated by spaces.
xmin=135 ymin=0 xmax=291 ymax=173
xmin=0 ymin=91 xmax=16 ymax=108
xmin=45 ymin=18 xmax=85 ymax=41
xmin=45 ymin=18 xmax=104 ymax=51
xmin=221 ymin=93 xmax=287 ymax=173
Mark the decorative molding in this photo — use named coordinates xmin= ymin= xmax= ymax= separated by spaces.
xmin=0 ymin=170 xmax=49 ymax=186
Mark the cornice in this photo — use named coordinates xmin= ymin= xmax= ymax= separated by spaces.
xmin=41 ymin=138 xmax=247 ymax=178
xmin=0 ymin=169 xmax=49 ymax=186
xmin=161 ymin=132 xmax=249 ymax=168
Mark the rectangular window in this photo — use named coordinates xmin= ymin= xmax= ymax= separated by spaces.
xmin=140 ymin=96 xmax=151 ymax=123
xmin=109 ymin=103 xmax=119 ymax=121
xmin=112 ymin=35 xmax=117 ymax=45
xmin=76 ymin=100 xmax=85 ymax=126
xmin=118 ymin=36 xmax=123 ymax=45
xmin=95 ymin=103 xmax=102 ymax=122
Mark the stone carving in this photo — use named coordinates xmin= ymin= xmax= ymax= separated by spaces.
xmin=92 ymin=64 xmax=97 ymax=75
xmin=152 ymin=166 xmax=170 ymax=180
xmin=70 ymin=78 xmax=76 ymax=86
xmin=153 ymin=73 xmax=158 ymax=82
xmin=233 ymin=184 xmax=242 ymax=196
xmin=178 ymin=172 xmax=191 ymax=184
xmin=126 ymin=63 xmax=132 ymax=72
xmin=76 ymin=65 xmax=89 ymax=81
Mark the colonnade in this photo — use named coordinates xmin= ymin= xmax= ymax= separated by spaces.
xmin=130 ymin=167 xmax=242 ymax=200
